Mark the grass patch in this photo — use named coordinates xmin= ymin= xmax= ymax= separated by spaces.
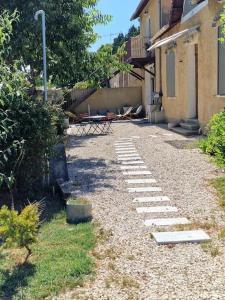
xmin=0 ymin=210 xmax=96 ymax=299
xmin=210 ymin=177 xmax=225 ymax=207
xmin=201 ymin=242 xmax=221 ymax=257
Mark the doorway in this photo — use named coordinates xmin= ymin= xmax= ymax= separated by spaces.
xmin=187 ymin=43 xmax=198 ymax=119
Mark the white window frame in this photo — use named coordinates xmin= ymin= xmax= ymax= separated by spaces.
xmin=181 ymin=0 xmax=208 ymax=23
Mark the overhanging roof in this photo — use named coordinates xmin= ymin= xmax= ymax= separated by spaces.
xmin=130 ymin=0 xmax=149 ymax=21
xmin=148 ymin=25 xmax=200 ymax=51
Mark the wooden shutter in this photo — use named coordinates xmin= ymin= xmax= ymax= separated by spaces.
xmin=218 ymin=27 xmax=225 ymax=95
xmin=166 ymin=50 xmax=176 ymax=97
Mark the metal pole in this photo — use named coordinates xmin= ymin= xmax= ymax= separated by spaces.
xmin=34 ymin=10 xmax=48 ymax=102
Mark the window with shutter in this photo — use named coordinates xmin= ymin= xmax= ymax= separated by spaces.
xmin=218 ymin=26 xmax=225 ymax=95
xmin=166 ymin=50 xmax=176 ymax=97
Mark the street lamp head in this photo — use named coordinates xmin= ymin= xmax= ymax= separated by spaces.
xmin=34 ymin=10 xmax=45 ymax=21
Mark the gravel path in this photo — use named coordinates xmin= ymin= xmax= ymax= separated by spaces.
xmin=57 ymin=122 xmax=225 ymax=300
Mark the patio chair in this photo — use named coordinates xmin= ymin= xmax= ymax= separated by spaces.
xmin=116 ymin=106 xmax=133 ymax=120
xmin=106 ymin=112 xmax=117 ymax=120
xmin=130 ymin=105 xmax=143 ymax=119
xmin=65 ymin=111 xmax=78 ymax=123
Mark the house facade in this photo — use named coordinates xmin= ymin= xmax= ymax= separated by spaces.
xmin=131 ymin=0 xmax=225 ymax=127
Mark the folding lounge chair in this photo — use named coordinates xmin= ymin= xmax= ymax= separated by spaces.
xmin=65 ymin=111 xmax=78 ymax=123
xmin=130 ymin=105 xmax=143 ymax=119
xmin=117 ymin=106 xmax=133 ymax=120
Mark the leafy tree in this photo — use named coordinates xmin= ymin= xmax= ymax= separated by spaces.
xmin=75 ymin=44 xmax=132 ymax=88
xmin=0 ymin=1 xmax=111 ymax=87
xmin=112 ymin=25 xmax=140 ymax=54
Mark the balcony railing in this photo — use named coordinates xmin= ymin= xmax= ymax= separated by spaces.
xmin=124 ymin=35 xmax=151 ymax=61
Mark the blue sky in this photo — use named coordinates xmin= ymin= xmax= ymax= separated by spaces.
xmin=91 ymin=0 xmax=140 ymax=51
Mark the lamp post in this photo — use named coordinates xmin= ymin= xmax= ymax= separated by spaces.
xmin=34 ymin=10 xmax=48 ymax=102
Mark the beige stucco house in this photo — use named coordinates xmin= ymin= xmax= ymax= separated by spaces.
xmin=131 ymin=0 xmax=225 ymax=132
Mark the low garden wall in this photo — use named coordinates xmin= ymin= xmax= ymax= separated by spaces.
xmin=73 ymin=87 xmax=142 ymax=115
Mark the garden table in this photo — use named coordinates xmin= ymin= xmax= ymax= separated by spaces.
xmin=75 ymin=115 xmax=112 ymax=136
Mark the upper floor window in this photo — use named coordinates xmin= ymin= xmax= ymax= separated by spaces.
xmin=160 ymin=0 xmax=171 ymax=28
xmin=182 ymin=0 xmax=208 ymax=22
xmin=218 ymin=26 xmax=225 ymax=95
xmin=166 ymin=49 xmax=176 ymax=97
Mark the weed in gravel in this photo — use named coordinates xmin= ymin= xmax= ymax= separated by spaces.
xmin=210 ymin=177 xmax=225 ymax=208
xmin=218 ymin=228 xmax=225 ymax=239
xmin=201 ymin=242 xmax=221 ymax=257
xmin=127 ymin=255 xmax=135 ymax=261
xmin=104 ymin=274 xmax=139 ymax=290
xmin=173 ymin=221 xmax=217 ymax=232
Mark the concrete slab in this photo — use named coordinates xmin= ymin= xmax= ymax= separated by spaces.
xmin=133 ymin=196 xmax=170 ymax=203
xmin=116 ymin=147 xmax=136 ymax=151
xmin=115 ymin=143 xmax=134 ymax=146
xmin=131 ymin=136 xmax=140 ymax=139
xmin=149 ymin=135 xmax=157 ymax=138
xmin=144 ymin=218 xmax=190 ymax=227
xmin=152 ymin=230 xmax=211 ymax=245
xmin=116 ymin=151 xmax=138 ymax=154
xmin=118 ymin=157 xmax=141 ymax=161
xmin=137 ymin=206 xmax=178 ymax=213
xmin=120 ymin=166 xmax=147 ymax=170
xmin=125 ymin=179 xmax=157 ymax=184
xmin=123 ymin=171 xmax=152 ymax=176
xmin=118 ymin=153 xmax=141 ymax=157
xmin=128 ymin=187 xmax=162 ymax=193
xmin=122 ymin=161 xmax=145 ymax=165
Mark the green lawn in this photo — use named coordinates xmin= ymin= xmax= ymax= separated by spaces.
xmin=210 ymin=177 xmax=225 ymax=207
xmin=0 ymin=210 xmax=96 ymax=299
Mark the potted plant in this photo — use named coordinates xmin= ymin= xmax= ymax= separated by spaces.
xmin=66 ymin=198 xmax=92 ymax=224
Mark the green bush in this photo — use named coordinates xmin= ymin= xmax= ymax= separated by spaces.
xmin=0 ymin=203 xmax=40 ymax=260
xmin=0 ymin=11 xmax=65 ymax=198
xmin=199 ymin=109 xmax=225 ymax=168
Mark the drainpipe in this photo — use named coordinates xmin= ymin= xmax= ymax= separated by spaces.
xmin=34 ymin=10 xmax=48 ymax=102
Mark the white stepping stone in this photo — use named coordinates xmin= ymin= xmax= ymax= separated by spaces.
xmin=152 ymin=230 xmax=211 ymax=245
xmin=131 ymin=136 xmax=140 ymax=139
xmin=125 ymin=179 xmax=156 ymax=184
xmin=115 ymin=143 xmax=134 ymax=146
xmin=118 ymin=138 xmax=132 ymax=140
xmin=137 ymin=206 xmax=178 ymax=213
xmin=118 ymin=153 xmax=141 ymax=157
xmin=144 ymin=218 xmax=190 ymax=227
xmin=128 ymin=187 xmax=162 ymax=193
xmin=163 ymin=133 xmax=173 ymax=136
xmin=122 ymin=161 xmax=144 ymax=165
xmin=123 ymin=171 xmax=152 ymax=176
xmin=120 ymin=166 xmax=147 ymax=170
xmin=116 ymin=151 xmax=138 ymax=154
xmin=116 ymin=147 xmax=136 ymax=151
xmin=118 ymin=157 xmax=141 ymax=161
xmin=133 ymin=196 xmax=170 ymax=203
xmin=149 ymin=135 xmax=157 ymax=138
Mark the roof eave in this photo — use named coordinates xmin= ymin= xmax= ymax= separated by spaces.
xmin=130 ymin=0 xmax=149 ymax=21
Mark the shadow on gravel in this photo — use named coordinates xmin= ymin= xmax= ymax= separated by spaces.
xmin=67 ymin=157 xmax=116 ymax=194
xmin=67 ymin=134 xmax=100 ymax=149
xmin=165 ymin=140 xmax=198 ymax=149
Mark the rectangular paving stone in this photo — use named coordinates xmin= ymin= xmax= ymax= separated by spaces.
xmin=116 ymin=151 xmax=138 ymax=154
xmin=120 ymin=166 xmax=147 ymax=170
xmin=116 ymin=148 xmax=136 ymax=151
xmin=125 ymin=179 xmax=157 ymax=184
xmin=144 ymin=218 xmax=190 ymax=227
xmin=128 ymin=187 xmax=162 ymax=193
xmin=136 ymin=206 xmax=178 ymax=213
xmin=133 ymin=196 xmax=170 ymax=203
xmin=118 ymin=157 xmax=141 ymax=161
xmin=152 ymin=230 xmax=211 ymax=245
xmin=115 ymin=143 xmax=134 ymax=146
xmin=123 ymin=171 xmax=152 ymax=176
xmin=149 ymin=135 xmax=157 ymax=138
xmin=122 ymin=161 xmax=145 ymax=165
xmin=118 ymin=153 xmax=141 ymax=157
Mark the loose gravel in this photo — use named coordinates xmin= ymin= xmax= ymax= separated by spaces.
xmin=56 ymin=122 xmax=225 ymax=300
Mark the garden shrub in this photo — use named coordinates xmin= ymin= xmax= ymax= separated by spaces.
xmin=0 ymin=203 xmax=40 ymax=260
xmin=199 ymin=109 xmax=225 ymax=168
xmin=0 ymin=11 xmax=65 ymax=199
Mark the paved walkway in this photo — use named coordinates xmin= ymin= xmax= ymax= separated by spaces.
xmin=60 ymin=122 xmax=225 ymax=300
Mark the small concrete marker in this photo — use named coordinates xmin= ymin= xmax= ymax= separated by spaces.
xmin=123 ymin=171 xmax=152 ymax=176
xmin=118 ymin=157 xmax=141 ymax=161
xmin=144 ymin=218 xmax=190 ymax=227
xmin=149 ymin=135 xmax=157 ymax=138
xmin=152 ymin=230 xmax=211 ymax=245
xmin=120 ymin=165 xmax=147 ymax=170
xmin=122 ymin=161 xmax=145 ymax=165
xmin=133 ymin=196 xmax=170 ymax=203
xmin=117 ymin=153 xmax=141 ymax=157
xmin=116 ymin=151 xmax=138 ymax=154
xmin=137 ymin=206 xmax=178 ymax=213
xmin=125 ymin=179 xmax=157 ymax=184
xmin=128 ymin=187 xmax=162 ymax=193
